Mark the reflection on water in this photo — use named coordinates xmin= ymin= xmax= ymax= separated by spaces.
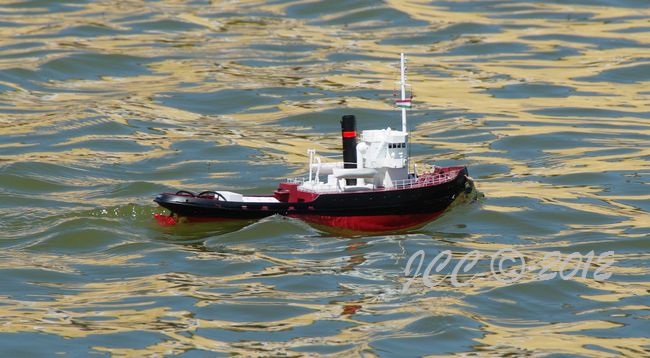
xmin=0 ymin=0 xmax=648 ymax=355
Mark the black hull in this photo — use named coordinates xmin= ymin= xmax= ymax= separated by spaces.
xmin=154 ymin=167 xmax=469 ymax=230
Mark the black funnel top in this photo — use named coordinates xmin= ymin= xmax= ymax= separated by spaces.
xmin=341 ymin=115 xmax=357 ymax=185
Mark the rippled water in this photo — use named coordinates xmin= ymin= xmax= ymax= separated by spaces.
xmin=1 ymin=0 xmax=649 ymax=356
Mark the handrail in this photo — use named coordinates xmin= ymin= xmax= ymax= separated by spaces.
xmin=391 ymin=170 xmax=458 ymax=189
xmin=287 ymin=169 xmax=459 ymax=193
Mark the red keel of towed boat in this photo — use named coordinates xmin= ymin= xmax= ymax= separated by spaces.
xmin=154 ymin=213 xmax=252 ymax=226
xmin=154 ymin=213 xmax=177 ymax=226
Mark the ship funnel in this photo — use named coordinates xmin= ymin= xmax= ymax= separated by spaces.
xmin=341 ymin=115 xmax=357 ymax=186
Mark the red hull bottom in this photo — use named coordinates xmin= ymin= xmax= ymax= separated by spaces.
xmin=155 ymin=212 xmax=444 ymax=231
xmin=289 ymin=211 xmax=444 ymax=232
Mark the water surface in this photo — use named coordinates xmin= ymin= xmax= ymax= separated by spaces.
xmin=0 ymin=0 xmax=649 ymax=356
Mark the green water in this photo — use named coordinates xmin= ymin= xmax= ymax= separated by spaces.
xmin=0 ymin=0 xmax=649 ymax=356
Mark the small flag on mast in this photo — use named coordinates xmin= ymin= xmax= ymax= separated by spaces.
xmin=395 ymin=98 xmax=412 ymax=108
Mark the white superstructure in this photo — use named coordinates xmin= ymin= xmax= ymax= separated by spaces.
xmin=299 ymin=53 xmax=417 ymax=193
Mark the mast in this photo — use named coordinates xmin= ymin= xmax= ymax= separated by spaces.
xmin=400 ymin=52 xmax=407 ymax=133
xmin=397 ymin=52 xmax=411 ymax=172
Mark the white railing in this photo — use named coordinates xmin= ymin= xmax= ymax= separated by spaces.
xmin=300 ymin=185 xmax=342 ymax=193
xmin=287 ymin=177 xmax=306 ymax=184
xmin=287 ymin=169 xmax=459 ymax=193
xmin=391 ymin=170 xmax=459 ymax=189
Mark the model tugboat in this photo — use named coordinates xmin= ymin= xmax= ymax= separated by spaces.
xmin=154 ymin=53 xmax=471 ymax=231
